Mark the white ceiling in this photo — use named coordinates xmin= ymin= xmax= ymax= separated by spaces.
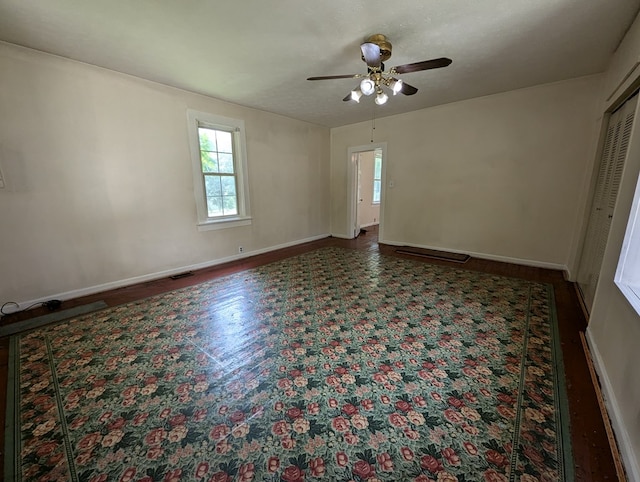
xmin=0 ymin=0 xmax=639 ymax=128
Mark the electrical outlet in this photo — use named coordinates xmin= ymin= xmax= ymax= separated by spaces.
xmin=239 ymin=246 xmax=244 ymax=253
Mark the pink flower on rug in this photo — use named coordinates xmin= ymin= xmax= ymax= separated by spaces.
xmin=393 ymin=446 xmax=414 ymax=463
xmin=307 ymin=402 xmax=320 ymax=415
xmin=77 ymin=432 xmax=102 ymax=451
xmin=496 ymin=405 xmax=516 ymax=420
xmin=352 ymin=460 xmax=375 ymax=479
xmin=272 ymin=420 xmax=290 ymax=437
xmin=309 ymin=457 xmax=326 ymax=477
xmin=35 ymin=441 xmax=58 ymax=457
xmin=483 ymin=469 xmax=508 ymax=482
xmin=463 ymin=441 xmax=479 ymax=456
xmin=209 ymin=471 xmax=231 ymax=482
xmin=70 ymin=416 xmax=90 ymax=430
xmin=286 ymin=407 xmax=303 ymax=419
xmin=442 ymin=447 xmax=460 ymax=466
xmin=360 ymin=398 xmax=374 ymax=410
xmin=229 ymin=410 xmax=245 ymax=423
xmin=443 ymin=409 xmax=464 ymax=424
xmin=414 ymin=475 xmax=433 ymax=482
xmin=267 ymin=456 xmax=280 ymax=473
xmin=238 ymin=463 xmax=255 ymax=482
xmin=292 ymin=418 xmax=310 ymax=434
xmin=522 ymin=445 xmax=545 ymax=465
xmin=395 ymin=400 xmax=412 ymax=412
xmin=131 ymin=412 xmax=149 ymax=427
xmin=101 ymin=429 xmax=124 ymax=447
xmin=420 ymin=455 xmax=443 ymax=473
xmin=209 ymin=424 xmax=230 ymax=441
xmin=376 ymin=452 xmax=394 ymax=472
xmin=194 ymin=462 xmax=209 ymax=478
xmin=281 ymin=436 xmax=296 ymax=449
xmin=344 ymin=432 xmax=359 ymax=445
xmin=215 ymin=440 xmax=231 ymax=454
xmin=350 ymin=414 xmax=368 ymax=430
xmin=437 ymin=471 xmax=459 ymax=482
xmin=281 ymin=465 xmax=305 ymax=482
xmin=146 ymin=446 xmax=163 ymax=460
xmin=485 ymin=450 xmax=508 ymax=467
xmin=336 ymin=451 xmax=349 ymax=467
xmin=118 ymin=467 xmax=136 ymax=482
xmin=331 ymin=416 xmax=350 ymax=432
xmin=404 ymin=427 xmax=420 ymax=440
xmin=388 ymin=412 xmax=409 ymax=427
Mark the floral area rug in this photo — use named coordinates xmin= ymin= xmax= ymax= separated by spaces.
xmin=7 ymin=247 xmax=572 ymax=481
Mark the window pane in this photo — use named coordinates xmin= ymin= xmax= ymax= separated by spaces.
xmin=222 ymin=195 xmax=238 ymax=215
xmin=218 ymin=153 xmax=235 ymax=174
xmin=207 ymin=196 xmax=223 ymax=217
xmin=204 ymin=175 xmax=222 ymax=197
xmin=201 ymin=152 xmax=219 ymax=173
xmin=220 ymin=176 xmax=237 ymax=196
xmin=373 ymin=180 xmax=381 ymax=203
xmin=374 ymin=157 xmax=382 ymax=179
xmin=216 ymin=130 xmax=233 ymax=153
xmin=198 ymin=127 xmax=217 ymax=152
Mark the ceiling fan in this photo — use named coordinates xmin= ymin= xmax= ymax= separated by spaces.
xmin=307 ymin=34 xmax=452 ymax=105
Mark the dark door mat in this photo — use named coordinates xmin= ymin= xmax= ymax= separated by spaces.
xmin=0 ymin=301 xmax=108 ymax=337
xmin=396 ymin=248 xmax=471 ymax=263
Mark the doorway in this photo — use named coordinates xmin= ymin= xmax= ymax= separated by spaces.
xmin=347 ymin=143 xmax=387 ymax=240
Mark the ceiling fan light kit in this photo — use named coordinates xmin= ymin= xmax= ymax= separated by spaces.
xmin=307 ymin=34 xmax=451 ymax=106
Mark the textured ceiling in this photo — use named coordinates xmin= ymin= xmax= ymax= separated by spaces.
xmin=0 ymin=0 xmax=639 ymax=127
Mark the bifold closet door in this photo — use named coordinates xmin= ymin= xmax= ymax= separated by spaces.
xmin=577 ymin=93 xmax=638 ymax=312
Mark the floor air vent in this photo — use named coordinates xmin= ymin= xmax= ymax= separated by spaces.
xmin=396 ymin=248 xmax=470 ymax=263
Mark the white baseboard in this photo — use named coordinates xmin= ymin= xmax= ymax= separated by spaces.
xmin=380 ymin=238 xmax=568 ymax=272
xmin=586 ymin=329 xmax=640 ymax=482
xmin=5 ymin=233 xmax=330 ymax=314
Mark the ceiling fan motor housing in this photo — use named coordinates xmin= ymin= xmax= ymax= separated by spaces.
xmin=363 ymin=34 xmax=392 ymax=62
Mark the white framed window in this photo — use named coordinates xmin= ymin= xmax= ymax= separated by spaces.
xmin=372 ymin=148 xmax=382 ymax=204
xmin=615 ymin=170 xmax=640 ymax=315
xmin=187 ymin=110 xmax=251 ymax=231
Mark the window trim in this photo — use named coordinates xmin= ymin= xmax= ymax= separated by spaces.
xmin=186 ymin=109 xmax=251 ymax=231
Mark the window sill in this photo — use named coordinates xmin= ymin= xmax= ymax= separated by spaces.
xmin=615 ymin=281 xmax=640 ymax=317
xmin=197 ymin=216 xmax=252 ymax=232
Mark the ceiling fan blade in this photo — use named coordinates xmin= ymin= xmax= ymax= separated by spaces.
xmin=307 ymin=74 xmax=359 ymax=80
xmin=360 ymin=42 xmax=382 ymax=68
xmin=392 ymin=57 xmax=452 ymax=74
xmin=399 ymin=81 xmax=418 ymax=95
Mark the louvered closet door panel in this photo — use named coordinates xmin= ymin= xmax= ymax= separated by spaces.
xmin=578 ymin=93 xmax=638 ymax=312
xmin=578 ymin=116 xmax=619 ymax=285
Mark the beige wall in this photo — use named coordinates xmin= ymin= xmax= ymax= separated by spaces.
xmin=585 ymin=12 xmax=640 ymax=481
xmin=0 ymin=43 xmax=330 ymax=304
xmin=331 ymin=75 xmax=603 ymax=270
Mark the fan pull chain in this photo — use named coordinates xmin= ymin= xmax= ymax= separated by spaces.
xmin=370 ymin=105 xmax=376 ymax=143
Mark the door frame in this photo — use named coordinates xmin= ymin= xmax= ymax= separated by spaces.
xmin=347 ymin=142 xmax=387 ymax=240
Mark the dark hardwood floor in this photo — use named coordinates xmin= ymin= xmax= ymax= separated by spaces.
xmin=0 ymin=226 xmax=620 ymax=481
